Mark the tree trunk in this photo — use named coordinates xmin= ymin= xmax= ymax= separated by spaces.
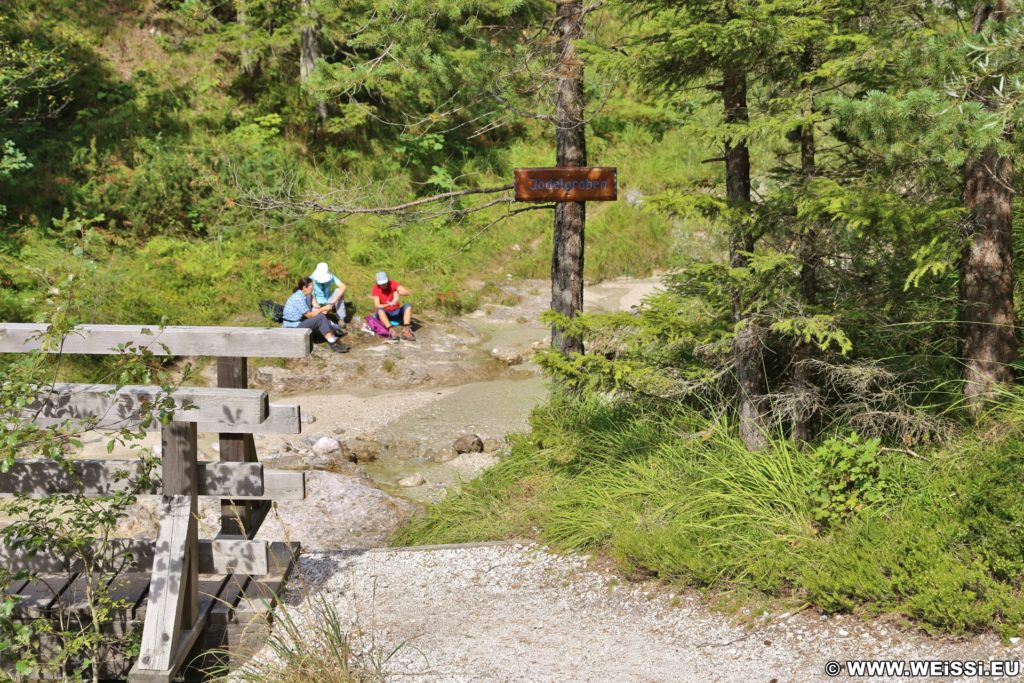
xmin=962 ymin=148 xmax=1016 ymax=412
xmin=551 ymin=0 xmax=586 ymax=355
xmin=300 ymin=0 xmax=328 ymax=124
xmin=961 ymin=1 xmax=1016 ymax=415
xmin=793 ymin=53 xmax=819 ymax=443
xmin=237 ymin=0 xmax=258 ymax=80
xmin=725 ymin=63 xmax=767 ymax=450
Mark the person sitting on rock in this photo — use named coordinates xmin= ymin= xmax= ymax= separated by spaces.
xmin=310 ymin=262 xmax=348 ymax=324
xmin=372 ymin=271 xmax=415 ymax=342
xmin=282 ymin=276 xmax=350 ymax=353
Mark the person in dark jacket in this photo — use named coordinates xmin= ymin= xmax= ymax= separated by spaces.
xmin=282 ymin=277 xmax=349 ymax=353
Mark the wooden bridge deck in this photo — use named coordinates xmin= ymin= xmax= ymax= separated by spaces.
xmin=0 ymin=323 xmax=314 ymax=681
xmin=4 ymin=542 xmax=299 ymax=680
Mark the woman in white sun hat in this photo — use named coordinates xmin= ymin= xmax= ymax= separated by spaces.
xmin=309 ymin=262 xmax=348 ymax=324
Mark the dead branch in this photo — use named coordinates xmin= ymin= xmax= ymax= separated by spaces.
xmin=243 ymin=183 xmax=515 ymax=220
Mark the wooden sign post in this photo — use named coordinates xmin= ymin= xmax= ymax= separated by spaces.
xmin=514 ymin=167 xmax=617 ymax=203
xmin=514 ymin=164 xmax=618 ymax=356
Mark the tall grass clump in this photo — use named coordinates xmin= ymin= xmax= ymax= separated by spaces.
xmin=215 ymin=595 xmax=401 ymax=683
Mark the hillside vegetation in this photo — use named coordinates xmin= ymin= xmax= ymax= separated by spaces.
xmin=0 ymin=1 xmax=682 ymax=327
xmin=6 ymin=0 xmax=1024 ymax=646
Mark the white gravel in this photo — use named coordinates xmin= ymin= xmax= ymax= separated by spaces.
xmin=269 ymin=543 xmax=1024 ymax=682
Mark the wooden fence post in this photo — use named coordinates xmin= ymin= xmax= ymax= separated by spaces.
xmin=216 ymin=357 xmax=259 ymax=537
xmin=160 ymin=421 xmax=199 ymax=627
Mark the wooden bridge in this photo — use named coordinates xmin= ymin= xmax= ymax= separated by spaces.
xmin=0 ymin=323 xmax=314 ymax=681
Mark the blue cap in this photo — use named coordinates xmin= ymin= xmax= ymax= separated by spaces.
xmin=375 ymin=271 xmax=389 ymax=285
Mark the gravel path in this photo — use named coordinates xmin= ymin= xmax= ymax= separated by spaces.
xmin=277 ymin=543 xmax=1024 ymax=682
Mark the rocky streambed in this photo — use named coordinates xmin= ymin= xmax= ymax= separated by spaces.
xmin=92 ymin=277 xmax=663 ymax=550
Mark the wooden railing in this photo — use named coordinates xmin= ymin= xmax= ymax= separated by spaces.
xmin=0 ymin=324 xmax=312 ymax=681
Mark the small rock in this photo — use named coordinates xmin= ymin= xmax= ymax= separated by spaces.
xmin=482 ymin=437 xmax=502 ymax=452
xmin=398 ymin=473 xmax=426 ymax=487
xmin=333 ymin=427 xmax=346 ymax=435
xmin=453 ymin=434 xmax=484 ymax=454
xmin=312 ymin=437 xmax=341 ymax=455
xmin=491 ymin=348 xmax=524 ymax=366
xmin=301 ymin=413 xmax=317 ymax=424
xmin=1011 ymin=637 xmax=1021 ymax=645
xmin=838 ymin=629 xmax=849 ymax=637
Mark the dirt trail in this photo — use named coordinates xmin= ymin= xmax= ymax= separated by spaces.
xmin=283 ymin=544 xmax=1024 ymax=683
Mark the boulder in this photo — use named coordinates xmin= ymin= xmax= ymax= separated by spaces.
xmin=482 ymin=437 xmax=503 ymax=452
xmin=256 ymin=471 xmax=417 ymax=550
xmin=453 ymin=434 xmax=484 ymax=454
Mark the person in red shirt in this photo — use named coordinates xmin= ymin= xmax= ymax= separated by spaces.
xmin=372 ymin=271 xmax=415 ymax=341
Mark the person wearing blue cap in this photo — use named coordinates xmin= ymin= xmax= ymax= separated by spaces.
xmin=371 ymin=271 xmax=414 ymax=342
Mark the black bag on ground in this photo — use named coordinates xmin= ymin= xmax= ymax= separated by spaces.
xmin=259 ymin=299 xmax=285 ymax=323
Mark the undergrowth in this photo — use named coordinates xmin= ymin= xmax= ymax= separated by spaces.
xmin=393 ymin=392 xmax=1024 ymax=638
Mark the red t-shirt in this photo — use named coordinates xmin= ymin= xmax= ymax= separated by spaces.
xmin=372 ymin=280 xmax=401 ymax=312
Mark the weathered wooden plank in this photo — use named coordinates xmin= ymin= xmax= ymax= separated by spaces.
xmin=208 ymin=539 xmax=269 ymax=575
xmin=0 ymin=459 xmax=267 ymax=498
xmin=162 ymin=424 xmax=199 ymax=628
xmin=137 ymin=495 xmax=192 ymax=672
xmin=23 ymin=384 xmax=269 ymax=431
xmin=12 ymin=575 xmax=74 ymax=619
xmin=20 ymin=403 xmax=299 ymax=435
xmin=219 ymin=470 xmax=304 ymax=502
xmin=197 ymin=403 xmax=301 ymax=435
xmin=0 ymin=538 xmax=271 ymax=575
xmin=0 ymin=323 xmax=312 ymax=358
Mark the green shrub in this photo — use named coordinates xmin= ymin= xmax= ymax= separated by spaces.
xmin=804 ymin=433 xmax=893 ymax=528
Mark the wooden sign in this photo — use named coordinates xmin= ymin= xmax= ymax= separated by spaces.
xmin=514 ymin=167 xmax=617 ymax=202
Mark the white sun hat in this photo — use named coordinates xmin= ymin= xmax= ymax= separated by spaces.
xmin=310 ymin=262 xmax=333 ymax=284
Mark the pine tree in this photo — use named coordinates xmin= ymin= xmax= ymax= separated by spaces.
xmin=961 ymin=0 xmax=1016 ymax=415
